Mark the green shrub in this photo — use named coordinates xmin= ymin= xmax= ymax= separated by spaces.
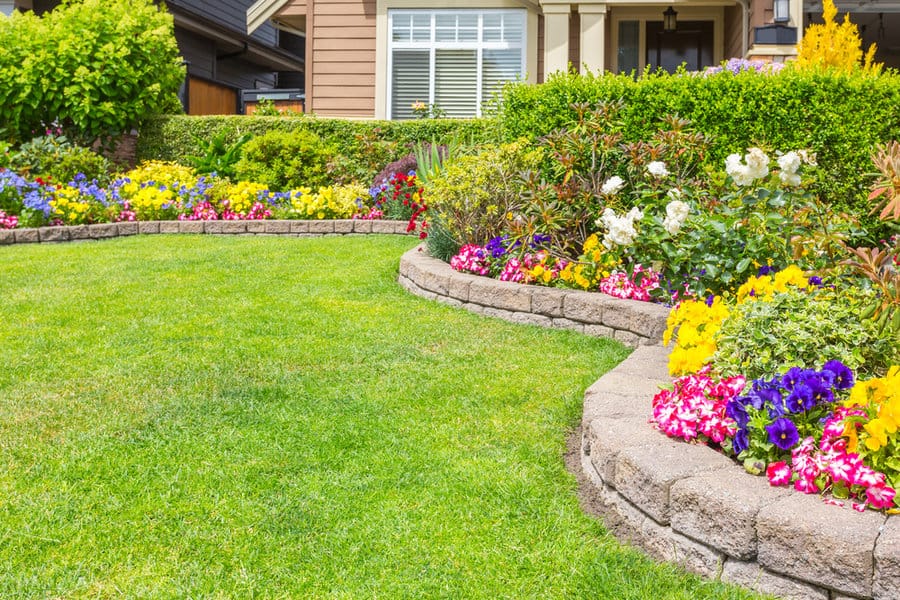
xmin=46 ymin=146 xmax=111 ymax=184
xmin=8 ymin=134 xmax=110 ymax=183
xmin=713 ymin=286 xmax=898 ymax=380
xmin=427 ymin=142 xmax=544 ymax=246
xmin=497 ymin=68 xmax=900 ymax=225
xmin=136 ymin=116 xmax=499 ymax=186
xmin=0 ymin=0 xmax=184 ymax=144
xmin=233 ymin=130 xmax=334 ymax=191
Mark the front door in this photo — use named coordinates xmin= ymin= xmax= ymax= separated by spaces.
xmin=646 ymin=20 xmax=714 ymax=72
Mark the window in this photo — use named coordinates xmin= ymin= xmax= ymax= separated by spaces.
xmin=388 ymin=9 xmax=526 ymax=119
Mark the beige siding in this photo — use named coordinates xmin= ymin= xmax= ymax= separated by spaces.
xmin=309 ymin=0 xmax=377 ymax=117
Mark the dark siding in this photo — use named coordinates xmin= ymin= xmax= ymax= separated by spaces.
xmin=167 ymin=0 xmax=279 ymax=45
xmin=175 ymin=27 xmax=277 ymax=91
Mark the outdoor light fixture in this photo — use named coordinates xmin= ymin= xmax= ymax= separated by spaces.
xmin=663 ymin=6 xmax=678 ymax=32
xmin=774 ymin=0 xmax=790 ymax=22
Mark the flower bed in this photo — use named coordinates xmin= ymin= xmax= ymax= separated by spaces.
xmin=398 ymin=248 xmax=900 ymax=599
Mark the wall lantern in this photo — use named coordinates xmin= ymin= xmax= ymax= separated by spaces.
xmin=774 ymin=0 xmax=790 ymax=22
xmin=663 ymin=6 xmax=678 ymax=33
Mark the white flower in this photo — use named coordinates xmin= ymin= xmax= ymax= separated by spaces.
xmin=600 ymin=175 xmax=625 ymax=195
xmin=725 ymin=149 xmax=769 ymax=186
xmin=598 ymin=206 xmax=643 ymax=247
xmin=647 ymin=161 xmax=669 ymax=178
xmin=663 ymin=199 xmax=690 ymax=236
xmin=798 ymin=149 xmax=817 ymax=167
xmin=777 ymin=151 xmax=802 ymax=187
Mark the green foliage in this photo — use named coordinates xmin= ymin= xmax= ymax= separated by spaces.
xmin=0 ymin=0 xmax=184 ymax=144
xmin=186 ymin=131 xmax=251 ymax=180
xmin=424 ymin=214 xmax=461 ymax=262
xmin=46 ymin=146 xmax=112 ymax=184
xmin=427 ymin=142 xmax=544 ymax=246
xmin=136 ymin=115 xmax=498 ymax=186
xmin=233 ymin=130 xmax=334 ymax=191
xmin=713 ymin=287 xmax=898 ymax=380
xmin=7 ymin=133 xmax=110 ymax=183
xmin=497 ymin=69 xmax=900 ymax=224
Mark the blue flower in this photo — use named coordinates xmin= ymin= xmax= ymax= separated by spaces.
xmin=732 ymin=427 xmax=749 ymax=454
xmin=766 ymin=417 xmax=799 ymax=451
xmin=726 ymin=400 xmax=749 ymax=428
xmin=785 ymin=383 xmax=814 ymax=413
xmin=822 ymin=360 xmax=854 ymax=390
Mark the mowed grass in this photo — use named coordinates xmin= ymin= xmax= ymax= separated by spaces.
xmin=0 ymin=235 xmax=762 ymax=599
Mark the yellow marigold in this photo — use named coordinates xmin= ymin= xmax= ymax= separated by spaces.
xmin=663 ymin=296 xmax=730 ymax=375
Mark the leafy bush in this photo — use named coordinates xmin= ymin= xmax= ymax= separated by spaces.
xmin=233 ymin=130 xmax=334 ymax=191
xmin=186 ymin=131 xmax=251 ymax=180
xmin=497 ymin=68 xmax=900 ymax=224
xmin=713 ymin=286 xmax=898 ymax=381
xmin=0 ymin=0 xmax=184 ymax=143
xmin=427 ymin=142 xmax=544 ymax=247
xmin=7 ymin=134 xmax=111 ymax=184
xmin=136 ymin=116 xmax=498 ymax=186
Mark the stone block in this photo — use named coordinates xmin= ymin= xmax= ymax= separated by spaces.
xmin=418 ymin=268 xmax=450 ymax=296
xmin=262 ymin=220 xmax=289 ymax=234
xmin=670 ymin=467 xmax=790 ymax=560
xmin=614 ymin=441 xmax=734 ymax=525
xmin=551 ymin=317 xmax=584 ymax=333
xmin=290 ymin=221 xmax=310 ymax=233
xmin=138 ymin=221 xmax=160 ymax=234
xmin=448 ymin=273 xmax=473 ymax=302
xmin=435 ymin=296 xmax=464 ymax=308
xmin=531 ymin=287 xmax=567 ymax=317
xmin=583 ymin=324 xmax=615 ymax=339
xmin=89 ymin=223 xmax=118 ymax=239
xmin=245 ymin=221 xmax=267 ymax=234
xmin=333 ymin=220 xmax=354 ymax=234
xmin=587 ymin=415 xmax=672 ymax=486
xmin=352 ymin=220 xmax=372 ymax=234
xmin=38 ymin=226 xmax=69 ymax=243
xmin=614 ymin=330 xmax=643 ymax=347
xmin=0 ymin=230 xmax=14 ymax=244
xmin=482 ymin=306 xmax=515 ymax=321
xmin=721 ymin=559 xmax=829 ymax=600
xmin=874 ymin=515 xmax=900 ymax=600
xmin=639 ymin=518 xmax=725 ymax=578
xmin=462 ymin=303 xmax=484 ymax=315
xmin=392 ymin=220 xmax=411 ymax=234
xmin=602 ymin=299 xmax=669 ymax=340
xmin=371 ymin=220 xmax=396 ymax=234
xmin=179 ymin=221 xmax=205 ymax=234
xmin=757 ymin=493 xmax=885 ymax=597
xmin=596 ymin=484 xmax=647 ymax=546
xmin=308 ymin=220 xmax=334 ymax=234
xmin=509 ymin=312 xmax=553 ymax=328
xmin=468 ymin=277 xmax=532 ymax=313
xmin=564 ymin=290 xmax=614 ymax=322
xmin=583 ymin=389 xmax=654 ymax=424
xmin=116 ymin=222 xmax=138 ymax=236
xmin=158 ymin=221 xmax=180 ymax=234
xmin=68 ymin=225 xmax=93 ymax=240
xmin=613 ymin=346 xmax=670 ymax=380
xmin=13 ymin=228 xmax=39 ymax=243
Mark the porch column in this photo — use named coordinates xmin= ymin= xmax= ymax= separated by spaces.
xmin=543 ymin=4 xmax=571 ymax=75
xmin=578 ymin=3 xmax=607 ymax=74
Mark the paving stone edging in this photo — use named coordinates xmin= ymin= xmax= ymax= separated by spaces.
xmin=398 ymin=246 xmax=899 ymax=600
xmin=0 ymin=219 xmax=413 ymax=245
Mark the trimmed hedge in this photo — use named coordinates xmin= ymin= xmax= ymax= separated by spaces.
xmin=137 ymin=115 xmax=498 ymax=185
xmin=498 ymin=69 xmax=900 ymax=218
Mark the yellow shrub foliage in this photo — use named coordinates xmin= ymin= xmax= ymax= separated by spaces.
xmin=795 ymin=0 xmax=881 ymax=74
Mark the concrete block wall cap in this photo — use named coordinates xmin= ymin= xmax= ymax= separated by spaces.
xmin=38 ymin=226 xmax=69 ymax=242
xmin=587 ymin=415 xmax=673 ymax=485
xmin=757 ymin=492 xmax=886 ymax=597
xmin=117 ymin=222 xmax=139 ymax=236
xmin=563 ymin=291 xmax=616 ymax=322
xmin=670 ymin=467 xmax=792 ymax=560
xmin=639 ymin=517 xmax=725 ymax=578
xmin=334 ymin=220 xmax=354 ymax=234
xmin=246 ymin=221 xmax=267 ymax=233
xmin=531 ymin=286 xmax=567 ymax=317
xmin=0 ymin=230 xmax=14 ymax=244
xmin=14 ymin=228 xmax=39 ymax=243
xmin=874 ymin=518 xmax=900 ymax=600
xmin=614 ymin=441 xmax=735 ymax=525
xmin=582 ymin=387 xmax=655 ymax=423
xmin=468 ymin=277 xmax=533 ymax=313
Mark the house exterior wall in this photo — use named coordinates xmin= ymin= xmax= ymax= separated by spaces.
xmin=169 ymin=0 xmax=280 ymax=46
xmin=305 ymin=0 xmax=377 ymax=117
xmin=723 ymin=3 xmax=744 ymax=59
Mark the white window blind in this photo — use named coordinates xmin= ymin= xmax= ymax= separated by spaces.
xmin=388 ymin=9 xmax=526 ymax=119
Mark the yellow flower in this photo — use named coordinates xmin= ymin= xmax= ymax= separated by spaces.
xmin=864 ymin=418 xmax=889 ymax=451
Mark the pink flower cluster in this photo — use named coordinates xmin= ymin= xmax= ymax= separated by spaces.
xmin=353 ymin=207 xmax=384 ymax=220
xmin=178 ymin=201 xmax=272 ymax=221
xmin=500 ymin=257 xmax=523 ymax=282
xmin=115 ymin=201 xmax=136 ymax=222
xmin=450 ymin=244 xmax=490 ymax=276
xmin=599 ymin=265 xmax=660 ymax=301
xmin=651 ymin=369 xmax=746 ymax=443
xmin=0 ymin=210 xmax=19 ymax=229
xmin=766 ymin=406 xmax=897 ymax=510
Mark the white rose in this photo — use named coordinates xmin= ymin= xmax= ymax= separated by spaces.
xmin=600 ymin=175 xmax=625 ymax=195
xmin=663 ymin=199 xmax=690 ymax=236
xmin=777 ymin=151 xmax=801 ymax=174
xmin=647 ymin=161 xmax=669 ymax=179
xmin=744 ymin=147 xmax=770 ymax=180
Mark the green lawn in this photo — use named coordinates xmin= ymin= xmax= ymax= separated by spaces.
xmin=0 ymin=234 xmax=762 ymax=598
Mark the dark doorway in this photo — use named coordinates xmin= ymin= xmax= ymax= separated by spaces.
xmin=646 ymin=20 xmax=714 ymax=73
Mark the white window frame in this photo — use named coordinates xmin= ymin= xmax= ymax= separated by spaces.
xmin=386 ymin=8 xmax=526 ymax=119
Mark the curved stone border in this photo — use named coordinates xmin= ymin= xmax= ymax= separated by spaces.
xmin=0 ymin=219 xmax=412 ymax=246
xmin=398 ymin=246 xmax=900 ymax=600
xmin=398 ymin=247 xmax=669 ymax=348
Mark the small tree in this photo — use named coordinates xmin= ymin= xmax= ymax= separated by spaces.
xmin=795 ymin=0 xmax=881 ymax=74
xmin=0 ymin=0 xmax=184 ymax=144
